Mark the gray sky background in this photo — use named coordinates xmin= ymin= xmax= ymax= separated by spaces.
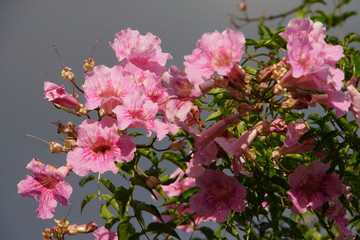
xmin=1 ymin=0 xmax=360 ymax=239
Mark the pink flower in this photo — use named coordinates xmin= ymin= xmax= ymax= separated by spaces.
xmin=110 ymin=29 xmax=172 ymax=75
xmin=287 ymin=160 xmax=345 ymax=214
xmin=184 ymin=28 xmax=245 ymax=84
xmin=83 ymin=65 xmax=134 ymax=112
xmin=113 ymin=91 xmax=169 ymax=140
xmin=17 ymin=159 xmax=72 ymax=219
xmin=66 ymin=116 xmax=136 ymax=176
xmin=162 ymin=168 xmax=196 ymax=197
xmin=279 ymin=18 xmax=326 ymax=44
xmin=280 ymin=18 xmax=349 ymax=116
xmin=346 ymin=77 xmax=360 ymax=127
xmin=273 ymin=122 xmax=315 ymax=157
xmin=93 ymin=226 xmax=118 ymax=240
xmin=186 ymin=114 xmax=240 ymax=178
xmin=44 ymin=81 xmax=80 ymax=109
xmin=189 ymin=169 xmax=246 ymax=222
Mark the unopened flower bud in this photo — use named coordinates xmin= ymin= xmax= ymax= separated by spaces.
xmin=61 ymin=67 xmax=75 ymax=82
xmin=237 ymin=1 xmax=247 ymax=11
xmin=254 ymin=121 xmax=269 ymax=136
xmin=63 ymin=139 xmax=77 ymax=150
xmin=168 ymin=140 xmax=186 ymax=151
xmin=73 ymin=222 xmax=98 ymax=234
xmin=245 ymin=148 xmax=256 ymax=161
xmin=271 ymin=150 xmax=281 ymax=160
xmin=50 ymin=141 xmax=64 ymax=154
xmin=83 ymin=58 xmax=95 ymax=72
xmin=76 ymin=104 xmax=88 ymax=116
xmin=145 ymin=176 xmax=160 ymax=189
xmin=273 ymin=84 xmax=284 ymax=95
xmin=98 ymin=108 xmax=106 ymax=118
xmin=42 ymin=228 xmax=52 ymax=240
xmin=254 ymin=103 xmax=263 ymax=112
xmin=280 ymin=98 xmax=308 ymax=110
xmin=237 ymin=103 xmax=252 ymax=117
xmin=259 ymin=82 xmax=269 ymax=89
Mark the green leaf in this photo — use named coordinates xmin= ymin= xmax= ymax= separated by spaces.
xmin=344 ymin=33 xmax=360 ymax=46
xmin=131 ymin=200 xmax=164 ymax=222
xmin=100 ymin=178 xmax=116 ymax=193
xmin=205 ymin=110 xmax=223 ymax=122
xmin=101 ymin=194 xmax=120 ymax=212
xmin=118 ymin=216 xmax=135 ymax=240
xmin=100 ymin=204 xmax=114 ymax=220
xmin=353 ymin=53 xmax=360 ymax=77
xmin=147 ymin=222 xmax=180 ymax=239
xmin=258 ymin=22 xmax=272 ymax=39
xmin=199 ymin=226 xmax=217 ymax=239
xmin=114 ymin=186 xmax=131 ymax=218
xmin=79 ymin=175 xmax=96 ymax=187
xmin=80 ymin=193 xmax=97 ymax=214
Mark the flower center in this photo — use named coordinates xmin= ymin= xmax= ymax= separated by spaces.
xmin=93 ymin=144 xmax=112 ymax=154
xmin=211 ymin=48 xmax=232 ymax=70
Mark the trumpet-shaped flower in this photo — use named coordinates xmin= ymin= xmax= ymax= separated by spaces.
xmin=93 ymin=226 xmax=118 ymax=240
xmin=113 ymin=91 xmax=169 ymax=140
xmin=66 ymin=116 xmax=136 ymax=176
xmin=44 ymin=81 xmax=80 ymax=109
xmin=287 ymin=160 xmax=345 ymax=214
xmin=17 ymin=159 xmax=72 ymax=219
xmin=184 ymin=28 xmax=245 ymax=84
xmin=189 ymin=169 xmax=246 ymax=222
xmin=83 ymin=65 xmax=134 ymax=111
xmin=110 ymin=28 xmax=172 ymax=75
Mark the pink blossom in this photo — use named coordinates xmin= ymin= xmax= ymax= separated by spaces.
xmin=17 ymin=159 xmax=72 ymax=219
xmin=287 ymin=160 xmax=345 ymax=214
xmin=93 ymin=226 xmax=118 ymax=240
xmin=44 ymin=81 xmax=80 ymax=109
xmin=110 ymin=28 xmax=172 ymax=75
xmin=162 ymin=168 xmax=196 ymax=197
xmin=280 ymin=18 xmax=349 ymax=116
xmin=186 ymin=114 xmax=240 ymax=178
xmin=184 ymin=28 xmax=245 ymax=84
xmin=83 ymin=65 xmax=134 ymax=112
xmin=189 ymin=169 xmax=246 ymax=222
xmin=113 ymin=91 xmax=169 ymax=140
xmin=66 ymin=116 xmax=136 ymax=176
xmin=162 ymin=66 xmax=202 ymax=99
xmin=346 ymin=78 xmax=360 ymax=127
xmin=274 ymin=122 xmax=315 ymax=156
xmin=279 ymin=18 xmax=326 ymax=44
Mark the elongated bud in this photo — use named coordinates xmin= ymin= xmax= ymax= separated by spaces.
xmin=145 ymin=176 xmax=161 ymax=189
xmin=280 ymin=98 xmax=308 ymax=110
xmin=76 ymin=104 xmax=88 ymax=116
xmin=168 ymin=140 xmax=186 ymax=151
xmin=49 ymin=141 xmax=64 ymax=154
xmin=75 ymin=222 xmax=98 ymax=234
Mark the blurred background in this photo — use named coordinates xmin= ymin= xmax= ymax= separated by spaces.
xmin=1 ymin=0 xmax=359 ymax=239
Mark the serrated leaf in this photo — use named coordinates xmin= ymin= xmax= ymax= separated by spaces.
xmin=100 ymin=204 xmax=114 ymax=220
xmin=131 ymin=200 xmax=164 ymax=222
xmin=100 ymin=178 xmax=116 ymax=193
xmin=147 ymin=222 xmax=180 ymax=239
xmin=79 ymin=175 xmax=96 ymax=187
xmin=80 ymin=193 xmax=97 ymax=214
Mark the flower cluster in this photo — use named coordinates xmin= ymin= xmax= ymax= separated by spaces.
xmin=18 ymin=17 xmax=359 ymax=240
